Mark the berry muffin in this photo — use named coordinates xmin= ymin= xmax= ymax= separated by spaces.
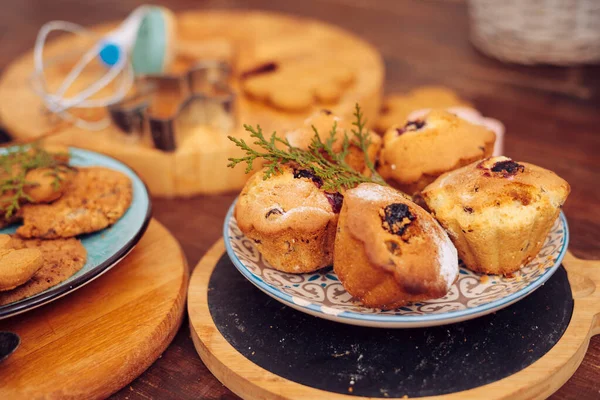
xmin=378 ymin=110 xmax=496 ymax=194
xmin=285 ymin=109 xmax=381 ymax=176
xmin=334 ymin=183 xmax=458 ymax=309
xmin=407 ymin=106 xmax=505 ymax=156
xmin=235 ymin=165 xmax=342 ymax=273
xmin=421 ymin=156 xmax=570 ymax=275
xmin=375 ymin=86 xmax=472 ymax=134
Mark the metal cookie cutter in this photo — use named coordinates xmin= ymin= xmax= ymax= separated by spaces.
xmin=108 ymin=60 xmax=236 ymax=152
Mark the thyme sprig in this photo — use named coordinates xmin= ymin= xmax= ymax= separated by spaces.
xmin=227 ymin=104 xmax=387 ymax=192
xmin=0 ymin=144 xmax=71 ymax=218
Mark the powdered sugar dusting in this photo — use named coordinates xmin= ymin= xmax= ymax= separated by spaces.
xmin=349 ymin=183 xmax=391 ymax=202
xmin=436 ymin=233 xmax=459 ymax=289
xmin=420 ymin=217 xmax=459 ymax=289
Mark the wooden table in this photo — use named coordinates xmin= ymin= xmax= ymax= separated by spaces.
xmin=1 ymin=1 xmax=599 ymax=399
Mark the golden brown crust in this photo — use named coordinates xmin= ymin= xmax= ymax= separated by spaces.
xmin=378 ymin=110 xmax=496 ymax=194
xmin=334 ymin=183 xmax=458 ymax=309
xmin=23 ymin=167 xmax=74 ymax=204
xmin=0 ymin=234 xmax=43 ymax=291
xmin=284 ymin=109 xmax=381 ymax=175
xmin=375 ymin=87 xmax=472 ymax=133
xmin=242 ymin=62 xmax=355 ymax=112
xmin=235 ymin=165 xmax=339 ymax=273
xmin=421 ymin=156 xmax=571 ymax=275
xmin=0 ymin=236 xmax=86 ymax=304
xmin=17 ymin=167 xmax=132 ymax=239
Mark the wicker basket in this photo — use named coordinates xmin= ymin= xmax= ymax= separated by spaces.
xmin=468 ymin=0 xmax=600 ymax=65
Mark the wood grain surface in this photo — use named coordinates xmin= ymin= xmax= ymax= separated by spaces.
xmin=0 ymin=0 xmax=599 ymax=399
xmin=0 ymin=11 xmax=383 ymax=197
xmin=188 ymin=241 xmax=600 ymax=400
xmin=0 ymin=220 xmax=188 ymax=399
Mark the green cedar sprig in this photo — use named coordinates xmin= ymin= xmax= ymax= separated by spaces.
xmin=227 ymin=104 xmax=387 ymax=191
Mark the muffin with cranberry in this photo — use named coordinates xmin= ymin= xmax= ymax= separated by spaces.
xmin=285 ymin=109 xmax=381 ymax=176
xmin=378 ymin=110 xmax=496 ymax=194
xmin=235 ymin=165 xmax=343 ymax=273
xmin=421 ymin=156 xmax=570 ymax=275
xmin=334 ymin=183 xmax=458 ymax=309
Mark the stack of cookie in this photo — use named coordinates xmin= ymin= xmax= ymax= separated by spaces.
xmin=0 ymin=147 xmax=132 ymax=305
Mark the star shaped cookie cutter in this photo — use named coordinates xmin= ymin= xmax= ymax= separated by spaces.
xmin=108 ymin=60 xmax=235 ymax=151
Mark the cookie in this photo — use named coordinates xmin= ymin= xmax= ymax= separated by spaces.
xmin=0 ymin=145 xmax=72 ymax=223
xmin=23 ymin=166 xmax=75 ymax=203
xmin=241 ymin=60 xmax=355 ymax=111
xmin=375 ymin=86 xmax=471 ymax=133
xmin=0 ymin=236 xmax=87 ymax=305
xmin=17 ymin=167 xmax=133 ymax=239
xmin=0 ymin=234 xmax=43 ymax=291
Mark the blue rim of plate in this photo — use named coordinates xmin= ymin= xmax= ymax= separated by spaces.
xmin=0 ymin=147 xmax=152 ymax=319
xmin=224 ymin=200 xmax=570 ymax=325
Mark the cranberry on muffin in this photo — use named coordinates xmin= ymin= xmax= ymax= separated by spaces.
xmin=421 ymin=156 xmax=570 ymax=275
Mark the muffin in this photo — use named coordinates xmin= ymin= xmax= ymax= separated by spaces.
xmin=334 ymin=183 xmax=458 ymax=309
xmin=235 ymin=165 xmax=342 ymax=273
xmin=378 ymin=110 xmax=496 ymax=194
xmin=285 ymin=109 xmax=381 ymax=176
xmin=421 ymin=156 xmax=570 ymax=275
xmin=407 ymin=106 xmax=505 ymax=156
xmin=375 ymin=86 xmax=472 ymax=133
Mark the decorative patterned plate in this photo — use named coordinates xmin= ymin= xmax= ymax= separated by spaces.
xmin=0 ymin=147 xmax=151 ymax=320
xmin=224 ymin=202 xmax=569 ymax=328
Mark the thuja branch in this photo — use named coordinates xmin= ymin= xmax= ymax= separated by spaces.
xmin=227 ymin=104 xmax=388 ymax=192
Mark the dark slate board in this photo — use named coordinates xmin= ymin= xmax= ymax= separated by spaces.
xmin=208 ymin=253 xmax=573 ymax=398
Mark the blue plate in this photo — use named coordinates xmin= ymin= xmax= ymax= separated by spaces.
xmin=0 ymin=147 xmax=151 ymax=320
xmin=224 ymin=201 xmax=569 ymax=328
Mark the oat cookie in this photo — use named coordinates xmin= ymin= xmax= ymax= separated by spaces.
xmin=17 ymin=167 xmax=133 ymax=239
xmin=0 ymin=234 xmax=43 ymax=292
xmin=0 ymin=236 xmax=87 ymax=304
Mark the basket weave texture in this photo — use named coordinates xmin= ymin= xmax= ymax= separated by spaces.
xmin=468 ymin=0 xmax=600 ymax=65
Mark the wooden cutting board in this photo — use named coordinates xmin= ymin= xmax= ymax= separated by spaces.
xmin=188 ymin=239 xmax=600 ymax=400
xmin=0 ymin=219 xmax=188 ymax=399
xmin=0 ymin=10 xmax=384 ymax=197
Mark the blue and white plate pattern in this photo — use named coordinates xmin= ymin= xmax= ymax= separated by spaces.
xmin=0 ymin=147 xmax=151 ymax=320
xmin=224 ymin=203 xmax=569 ymax=328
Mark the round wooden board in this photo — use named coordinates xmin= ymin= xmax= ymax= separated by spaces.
xmin=0 ymin=10 xmax=384 ymax=197
xmin=0 ymin=219 xmax=188 ymax=399
xmin=188 ymin=239 xmax=600 ymax=400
